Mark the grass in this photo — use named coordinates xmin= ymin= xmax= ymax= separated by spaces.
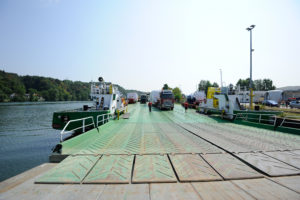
xmin=258 ymin=105 xmax=300 ymax=119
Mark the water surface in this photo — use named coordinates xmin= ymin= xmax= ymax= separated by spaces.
xmin=0 ymin=101 xmax=92 ymax=181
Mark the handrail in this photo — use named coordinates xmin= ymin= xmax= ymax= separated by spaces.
xmin=96 ymin=113 xmax=114 ymax=127
xmin=235 ymin=113 xmax=300 ymax=130
xmin=60 ymin=116 xmax=95 ymax=142
xmin=235 ymin=113 xmax=277 ymax=125
xmin=279 ymin=116 xmax=300 ymax=127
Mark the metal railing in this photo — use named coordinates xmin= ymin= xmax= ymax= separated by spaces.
xmin=96 ymin=113 xmax=114 ymax=127
xmin=235 ymin=113 xmax=300 ymax=131
xmin=279 ymin=116 xmax=300 ymax=128
xmin=60 ymin=116 xmax=95 ymax=142
xmin=60 ymin=107 xmax=127 ymax=142
xmin=235 ymin=113 xmax=277 ymax=125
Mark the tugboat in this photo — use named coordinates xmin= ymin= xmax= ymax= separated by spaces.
xmin=52 ymin=77 xmax=126 ymax=131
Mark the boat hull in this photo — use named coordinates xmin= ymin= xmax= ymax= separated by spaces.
xmin=52 ymin=109 xmax=110 ymax=131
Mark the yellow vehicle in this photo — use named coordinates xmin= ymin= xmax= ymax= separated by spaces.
xmin=206 ymin=87 xmax=221 ymax=108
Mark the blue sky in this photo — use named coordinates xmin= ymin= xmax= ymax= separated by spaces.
xmin=0 ymin=0 xmax=299 ymax=94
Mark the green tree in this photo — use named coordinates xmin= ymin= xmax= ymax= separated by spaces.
xmin=0 ymin=89 xmax=8 ymax=102
xmin=172 ymin=87 xmax=182 ymax=102
xmin=198 ymin=80 xmax=215 ymax=95
xmin=28 ymin=88 xmax=38 ymax=101
xmin=212 ymin=82 xmax=219 ymax=87
xmin=236 ymin=78 xmax=250 ymax=90
xmin=237 ymin=78 xmax=276 ymax=91
xmin=262 ymin=79 xmax=276 ymax=90
xmin=163 ymin=84 xmax=170 ymax=90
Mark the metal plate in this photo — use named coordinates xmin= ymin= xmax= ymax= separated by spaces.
xmin=150 ymin=183 xmax=200 ymax=200
xmin=232 ymin=178 xmax=300 ymax=200
xmin=132 ymin=155 xmax=177 ymax=183
xmin=35 ymin=155 xmax=99 ymax=183
xmin=83 ymin=155 xmax=134 ymax=183
xmin=99 ymin=184 xmax=149 ymax=200
xmin=202 ymin=153 xmax=263 ymax=180
xmin=236 ymin=153 xmax=300 ymax=176
xmin=122 ymin=113 xmax=130 ymax=119
xmin=170 ymin=154 xmax=222 ymax=182
xmin=270 ymin=176 xmax=300 ymax=193
xmin=264 ymin=151 xmax=300 ymax=169
xmin=192 ymin=181 xmax=255 ymax=200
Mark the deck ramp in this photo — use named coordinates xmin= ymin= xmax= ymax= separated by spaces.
xmin=236 ymin=152 xmax=300 ymax=176
xmin=169 ymin=154 xmax=222 ymax=182
xmin=264 ymin=150 xmax=300 ymax=169
xmin=202 ymin=153 xmax=263 ymax=180
xmin=39 ymin=104 xmax=300 ymax=185
xmin=83 ymin=155 xmax=134 ymax=184
xmin=132 ymin=155 xmax=177 ymax=183
xmin=35 ymin=155 xmax=99 ymax=184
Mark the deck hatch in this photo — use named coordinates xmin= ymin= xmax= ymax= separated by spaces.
xmin=35 ymin=155 xmax=99 ymax=184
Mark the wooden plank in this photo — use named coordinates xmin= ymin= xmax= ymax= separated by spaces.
xmin=192 ymin=181 xmax=255 ymax=200
xmin=0 ymin=174 xmax=59 ymax=200
xmin=270 ymin=176 xmax=300 ymax=194
xmin=35 ymin=155 xmax=99 ymax=183
xmin=232 ymin=178 xmax=300 ymax=200
xmin=264 ymin=151 xmax=300 ymax=169
xmin=132 ymin=155 xmax=177 ymax=183
xmin=150 ymin=183 xmax=201 ymax=200
xmin=236 ymin=153 xmax=300 ymax=176
xmin=99 ymin=184 xmax=149 ymax=200
xmin=42 ymin=184 xmax=106 ymax=200
xmin=0 ymin=163 xmax=56 ymax=193
xmin=83 ymin=155 xmax=134 ymax=183
xmin=202 ymin=153 xmax=262 ymax=180
xmin=170 ymin=154 xmax=222 ymax=182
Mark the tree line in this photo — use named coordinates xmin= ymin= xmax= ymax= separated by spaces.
xmin=0 ymin=70 xmax=90 ymax=102
xmin=198 ymin=78 xmax=276 ymax=94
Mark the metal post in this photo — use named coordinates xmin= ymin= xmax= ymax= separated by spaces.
xmin=246 ymin=25 xmax=255 ymax=110
xmin=83 ymin=118 xmax=85 ymax=133
xmin=250 ymin=29 xmax=253 ymax=110
xmin=220 ymin=69 xmax=223 ymax=88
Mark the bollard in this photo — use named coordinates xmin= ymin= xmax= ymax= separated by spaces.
xmin=117 ymin=109 xmax=120 ymax=120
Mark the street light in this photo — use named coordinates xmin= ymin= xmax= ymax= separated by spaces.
xmin=219 ymin=69 xmax=223 ymax=88
xmin=246 ymin=24 xmax=255 ymax=110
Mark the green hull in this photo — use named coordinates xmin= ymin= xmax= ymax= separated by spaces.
xmin=52 ymin=109 xmax=110 ymax=131
xmin=233 ymin=110 xmax=282 ymax=123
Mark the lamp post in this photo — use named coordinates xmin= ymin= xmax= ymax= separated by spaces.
xmin=219 ymin=69 xmax=223 ymax=88
xmin=246 ymin=25 xmax=255 ymax=110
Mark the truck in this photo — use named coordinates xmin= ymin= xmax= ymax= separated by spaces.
xmin=127 ymin=92 xmax=138 ymax=104
xmin=140 ymin=94 xmax=148 ymax=104
xmin=183 ymin=91 xmax=206 ymax=108
xmin=150 ymin=90 xmax=175 ymax=110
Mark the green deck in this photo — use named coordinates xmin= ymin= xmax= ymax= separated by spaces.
xmin=36 ymin=104 xmax=300 ymax=184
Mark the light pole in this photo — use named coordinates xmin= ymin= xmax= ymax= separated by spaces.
xmin=219 ymin=69 xmax=223 ymax=88
xmin=246 ymin=24 xmax=255 ymax=110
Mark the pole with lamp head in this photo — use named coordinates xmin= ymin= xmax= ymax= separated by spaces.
xmin=246 ymin=25 xmax=255 ymax=110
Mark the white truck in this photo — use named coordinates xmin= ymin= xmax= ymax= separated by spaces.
xmin=127 ymin=92 xmax=138 ymax=104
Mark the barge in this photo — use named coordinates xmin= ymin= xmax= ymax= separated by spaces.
xmin=1 ymin=103 xmax=300 ymax=199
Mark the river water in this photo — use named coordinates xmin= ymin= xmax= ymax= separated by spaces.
xmin=0 ymin=101 xmax=93 ymax=181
